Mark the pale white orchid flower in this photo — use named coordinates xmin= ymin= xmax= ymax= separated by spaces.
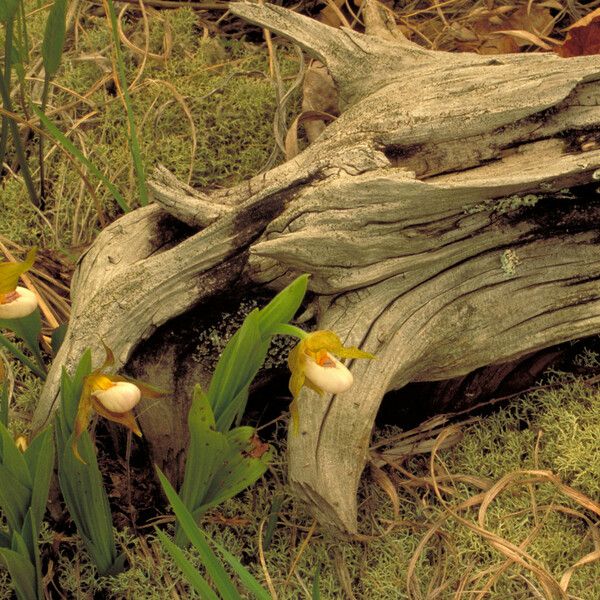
xmin=0 ymin=287 xmax=38 ymax=320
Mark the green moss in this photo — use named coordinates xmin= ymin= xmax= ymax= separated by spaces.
xmin=1 ymin=6 xmax=300 ymax=250
xmin=43 ymin=372 xmax=599 ymax=598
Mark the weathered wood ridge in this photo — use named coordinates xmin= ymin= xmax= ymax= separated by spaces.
xmin=33 ymin=2 xmax=600 ymax=533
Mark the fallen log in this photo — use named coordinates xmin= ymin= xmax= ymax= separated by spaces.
xmin=33 ymin=1 xmax=600 ymax=534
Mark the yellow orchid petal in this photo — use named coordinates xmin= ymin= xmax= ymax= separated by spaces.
xmin=0 ymin=248 xmax=37 ymax=295
xmin=99 ymin=341 xmax=115 ymax=371
xmin=72 ymin=380 xmax=94 ymax=463
xmin=332 ymin=346 xmax=376 ymax=360
xmin=305 ymin=330 xmax=375 ymax=360
xmin=304 ymin=330 xmax=342 ymax=354
xmin=287 ymin=341 xmax=306 ymax=400
xmin=92 ymin=396 xmax=142 ymax=437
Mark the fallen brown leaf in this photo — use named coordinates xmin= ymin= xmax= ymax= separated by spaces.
xmin=555 ymin=7 xmax=600 ymax=57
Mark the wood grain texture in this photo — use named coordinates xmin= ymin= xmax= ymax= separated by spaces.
xmin=34 ymin=0 xmax=600 ymax=534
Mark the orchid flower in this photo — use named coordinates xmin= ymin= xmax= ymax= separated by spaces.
xmin=0 ymin=248 xmax=38 ymax=319
xmin=73 ymin=344 xmax=164 ymax=462
xmin=286 ymin=329 xmax=375 ymax=430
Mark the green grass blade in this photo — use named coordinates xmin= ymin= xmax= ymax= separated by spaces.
xmin=0 ymin=51 xmax=39 ymax=207
xmin=311 ymin=565 xmax=321 ymax=600
xmin=157 ymin=468 xmax=241 ymax=598
xmin=104 ymin=0 xmax=148 ymax=206
xmin=0 ymin=378 xmax=8 ymax=428
xmin=31 ymin=105 xmax=129 ymax=212
xmin=262 ymin=494 xmax=283 ymax=551
xmin=155 ymin=529 xmax=220 ymax=600
xmin=24 ymin=427 xmax=54 ymax=533
xmin=210 ymin=538 xmax=272 ymax=600
xmin=41 ymin=0 xmax=67 ymax=78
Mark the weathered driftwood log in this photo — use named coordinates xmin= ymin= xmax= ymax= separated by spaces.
xmin=34 ymin=1 xmax=600 ymax=534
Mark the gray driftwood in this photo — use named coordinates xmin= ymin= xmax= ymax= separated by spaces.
xmin=33 ymin=1 xmax=600 ymax=534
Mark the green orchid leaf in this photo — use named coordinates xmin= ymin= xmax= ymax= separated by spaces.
xmin=257 ymin=274 xmax=309 ymax=337
xmin=24 ymin=427 xmax=54 ymax=534
xmin=0 ymin=0 xmax=19 ymax=23
xmin=0 ymin=545 xmax=37 ymax=600
xmin=50 ymin=322 xmax=67 ymax=356
xmin=0 ymin=308 xmax=46 ymax=375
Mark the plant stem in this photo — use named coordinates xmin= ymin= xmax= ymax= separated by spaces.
xmin=0 ymin=14 xmax=15 ymax=173
xmin=270 ymin=323 xmax=308 ymax=340
xmin=0 ymin=72 xmax=40 ymax=207
xmin=38 ymin=77 xmax=50 ymax=206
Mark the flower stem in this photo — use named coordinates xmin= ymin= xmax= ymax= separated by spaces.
xmin=270 ymin=323 xmax=308 ymax=340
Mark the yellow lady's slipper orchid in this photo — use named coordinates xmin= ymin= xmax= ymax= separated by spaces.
xmin=73 ymin=344 xmax=164 ymax=462
xmin=0 ymin=248 xmax=38 ymax=319
xmin=287 ymin=330 xmax=375 ymax=430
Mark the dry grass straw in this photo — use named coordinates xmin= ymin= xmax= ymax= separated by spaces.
xmin=371 ymin=416 xmax=600 ymax=599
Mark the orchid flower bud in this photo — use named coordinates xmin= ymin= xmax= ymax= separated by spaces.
xmin=0 ymin=286 xmax=38 ymax=319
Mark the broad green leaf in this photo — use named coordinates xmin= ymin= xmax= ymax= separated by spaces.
xmin=41 ymin=0 xmax=67 ymax=77
xmin=0 ymin=546 xmax=36 ymax=600
xmin=0 ymin=309 xmax=46 ymax=376
xmin=176 ymin=388 xmax=226 ymax=546
xmin=50 ymin=322 xmax=67 ymax=355
xmin=208 ymin=309 xmax=263 ymax=423
xmin=157 ymin=468 xmax=241 ymax=597
xmin=0 ymin=465 xmax=29 ymax=532
xmin=200 ymin=434 xmax=271 ymax=513
xmin=178 ymin=389 xmax=226 ymax=521
xmin=57 ymin=434 xmax=118 ymax=575
xmin=24 ymin=427 xmax=54 ymax=532
xmin=155 ymin=529 xmax=220 ymax=600
xmin=257 ymin=274 xmax=309 ymax=337
xmin=0 ymin=420 xmax=31 ymax=488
